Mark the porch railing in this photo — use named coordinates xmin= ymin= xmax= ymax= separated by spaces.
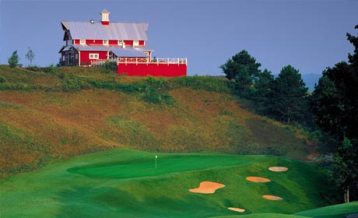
xmin=91 ymin=57 xmax=187 ymax=66
xmin=118 ymin=57 xmax=187 ymax=65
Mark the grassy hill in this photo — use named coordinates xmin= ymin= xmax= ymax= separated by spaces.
xmin=0 ymin=65 xmax=316 ymax=178
xmin=0 ymin=149 xmax=335 ymax=218
xmin=1 ymin=66 xmax=357 ymax=217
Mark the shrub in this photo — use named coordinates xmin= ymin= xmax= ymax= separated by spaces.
xmin=170 ymin=76 xmax=233 ymax=93
xmin=144 ymin=77 xmax=170 ymax=90
xmin=88 ymin=80 xmax=142 ymax=93
xmin=43 ymin=64 xmax=58 ymax=74
xmin=0 ymin=76 xmax=6 ymax=83
xmin=99 ymin=61 xmax=117 ymax=73
xmin=26 ymin=66 xmax=42 ymax=72
xmin=0 ymin=82 xmax=34 ymax=91
xmin=61 ymin=75 xmax=87 ymax=92
xmin=141 ymin=86 xmax=174 ymax=105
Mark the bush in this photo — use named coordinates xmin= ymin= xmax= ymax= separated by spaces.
xmin=26 ymin=66 xmax=42 ymax=72
xmin=144 ymin=77 xmax=170 ymax=90
xmin=0 ymin=76 xmax=6 ymax=83
xmin=43 ymin=64 xmax=58 ymax=74
xmin=170 ymin=76 xmax=233 ymax=93
xmin=0 ymin=82 xmax=34 ymax=91
xmin=142 ymin=86 xmax=174 ymax=105
xmin=88 ymin=80 xmax=142 ymax=93
xmin=99 ymin=61 xmax=117 ymax=73
xmin=61 ymin=75 xmax=87 ymax=92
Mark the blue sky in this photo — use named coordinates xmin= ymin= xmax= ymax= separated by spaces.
xmin=0 ymin=0 xmax=357 ymax=76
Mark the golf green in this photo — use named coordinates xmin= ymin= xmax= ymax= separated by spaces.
xmin=0 ymin=149 xmax=333 ymax=217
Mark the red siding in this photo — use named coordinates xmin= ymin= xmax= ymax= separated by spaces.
xmin=109 ymin=40 xmax=118 ymax=46
xmin=74 ymin=39 xmax=80 ymax=45
xmin=124 ymin=40 xmax=133 ymax=46
xmin=139 ymin=40 xmax=145 ymax=46
xmin=86 ymin=39 xmax=103 ymax=46
xmin=80 ymin=51 xmax=108 ymax=65
xmin=117 ymin=63 xmax=187 ymax=77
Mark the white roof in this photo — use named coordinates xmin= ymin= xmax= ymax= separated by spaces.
xmin=59 ymin=45 xmax=147 ymax=57
xmin=61 ymin=21 xmax=148 ymax=40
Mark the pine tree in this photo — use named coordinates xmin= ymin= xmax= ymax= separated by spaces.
xmin=221 ymin=50 xmax=261 ymax=93
xmin=311 ymin=25 xmax=358 ymax=202
xmin=8 ymin=51 xmax=19 ymax=68
xmin=253 ymin=69 xmax=274 ymax=113
xmin=266 ymin=65 xmax=308 ymax=123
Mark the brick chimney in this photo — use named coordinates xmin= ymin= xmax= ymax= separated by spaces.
xmin=101 ymin=9 xmax=110 ymax=25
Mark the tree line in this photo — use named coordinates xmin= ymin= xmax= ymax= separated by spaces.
xmin=221 ymin=25 xmax=358 ymax=203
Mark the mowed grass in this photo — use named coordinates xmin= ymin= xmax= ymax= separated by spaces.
xmin=296 ymin=201 xmax=358 ymax=218
xmin=0 ymin=149 xmax=333 ymax=218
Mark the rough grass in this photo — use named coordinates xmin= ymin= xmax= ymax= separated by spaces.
xmin=0 ymin=149 xmax=333 ymax=218
xmin=0 ymin=66 xmax=316 ymax=178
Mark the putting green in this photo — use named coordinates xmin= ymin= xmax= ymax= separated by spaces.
xmin=0 ymin=148 xmax=335 ymax=217
xmin=68 ymin=154 xmax=261 ymax=179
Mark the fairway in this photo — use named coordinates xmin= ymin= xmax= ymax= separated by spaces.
xmin=0 ymin=149 xmax=337 ymax=217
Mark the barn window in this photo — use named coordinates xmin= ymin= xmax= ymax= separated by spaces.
xmin=133 ymin=40 xmax=139 ymax=47
xmin=103 ymin=40 xmax=109 ymax=46
xmin=89 ymin=53 xmax=99 ymax=59
xmin=80 ymin=39 xmax=86 ymax=45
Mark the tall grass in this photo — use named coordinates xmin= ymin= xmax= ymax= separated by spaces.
xmin=105 ymin=116 xmax=158 ymax=148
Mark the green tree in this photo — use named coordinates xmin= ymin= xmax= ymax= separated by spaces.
xmin=25 ymin=47 xmax=35 ymax=66
xmin=332 ymin=137 xmax=358 ymax=203
xmin=311 ymin=25 xmax=358 ymax=202
xmin=253 ymin=69 xmax=274 ymax=113
xmin=266 ymin=65 xmax=308 ymax=123
xmin=347 ymin=24 xmax=358 ymax=67
xmin=8 ymin=51 xmax=19 ymax=68
xmin=221 ymin=50 xmax=261 ymax=92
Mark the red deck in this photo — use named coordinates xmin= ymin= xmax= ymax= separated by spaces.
xmin=116 ymin=58 xmax=187 ymax=77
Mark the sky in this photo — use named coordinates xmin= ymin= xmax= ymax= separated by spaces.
xmin=0 ymin=0 xmax=357 ymax=76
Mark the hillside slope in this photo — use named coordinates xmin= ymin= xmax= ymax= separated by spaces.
xmin=0 ymin=66 xmax=314 ymax=177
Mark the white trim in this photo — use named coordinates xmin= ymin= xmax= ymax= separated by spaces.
xmin=80 ymin=39 xmax=86 ymax=45
xmin=89 ymin=53 xmax=99 ymax=60
xmin=133 ymin=40 xmax=139 ymax=47
xmin=103 ymin=40 xmax=109 ymax=46
xmin=118 ymin=40 xmax=123 ymax=47
xmin=78 ymin=51 xmax=81 ymax=66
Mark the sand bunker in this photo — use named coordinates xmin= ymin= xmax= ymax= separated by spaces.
xmin=268 ymin=166 xmax=288 ymax=172
xmin=262 ymin=195 xmax=283 ymax=200
xmin=246 ymin=176 xmax=271 ymax=183
xmin=189 ymin=181 xmax=225 ymax=194
xmin=228 ymin=207 xmax=245 ymax=213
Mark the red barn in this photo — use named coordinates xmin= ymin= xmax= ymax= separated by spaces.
xmin=59 ymin=10 xmax=187 ymax=77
